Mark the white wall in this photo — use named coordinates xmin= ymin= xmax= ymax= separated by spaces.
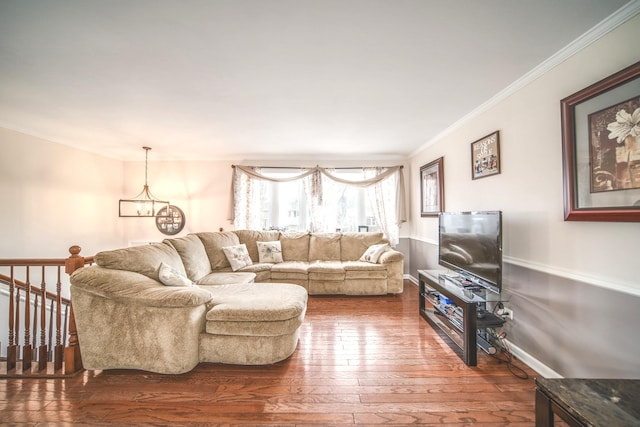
xmin=0 ymin=128 xmax=124 ymax=258
xmin=119 ymin=159 xmax=234 ymax=246
xmin=407 ymin=14 xmax=640 ymax=378
xmin=0 ymin=129 xmax=126 ymax=355
xmin=409 ymin=14 xmax=640 ymax=293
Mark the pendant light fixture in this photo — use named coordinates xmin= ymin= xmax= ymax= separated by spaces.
xmin=119 ymin=146 xmax=170 ymax=217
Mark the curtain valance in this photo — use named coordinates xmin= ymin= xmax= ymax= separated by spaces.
xmin=228 ymin=165 xmax=407 ymax=236
xmin=229 ymin=165 xmax=406 ymax=222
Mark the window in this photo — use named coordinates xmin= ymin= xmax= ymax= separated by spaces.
xmin=257 ymin=170 xmax=308 ymax=231
xmin=254 ymin=168 xmax=383 ymax=233
xmin=231 ymin=165 xmax=404 ymax=245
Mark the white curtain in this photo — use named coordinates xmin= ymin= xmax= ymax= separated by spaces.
xmin=365 ymin=167 xmax=399 ymax=246
xmin=229 ymin=165 xmax=406 ymax=245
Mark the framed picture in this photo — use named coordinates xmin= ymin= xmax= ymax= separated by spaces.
xmin=561 ymin=61 xmax=640 ymax=222
xmin=471 ymin=131 xmax=500 ymax=180
xmin=420 ymin=157 xmax=444 ymax=217
xmin=155 ymin=205 xmax=186 ymax=235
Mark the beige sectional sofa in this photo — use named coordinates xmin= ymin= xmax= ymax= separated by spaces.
xmin=193 ymin=230 xmax=404 ymax=295
xmin=69 ymin=230 xmax=403 ymax=374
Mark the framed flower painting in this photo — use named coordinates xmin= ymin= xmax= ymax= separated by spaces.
xmin=561 ymin=61 xmax=640 ymax=222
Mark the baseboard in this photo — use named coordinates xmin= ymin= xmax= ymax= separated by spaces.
xmin=504 ymin=339 xmax=562 ymax=379
xmin=404 ymin=274 xmax=417 ymax=285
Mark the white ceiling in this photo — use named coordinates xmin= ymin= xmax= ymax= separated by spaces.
xmin=0 ymin=0 xmax=633 ymax=161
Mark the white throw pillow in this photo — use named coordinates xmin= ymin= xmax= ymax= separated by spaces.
xmin=158 ymin=262 xmax=194 ymax=287
xmin=359 ymin=243 xmax=390 ymax=263
xmin=256 ymin=240 xmax=284 ymax=263
xmin=222 ymin=244 xmax=253 ymax=271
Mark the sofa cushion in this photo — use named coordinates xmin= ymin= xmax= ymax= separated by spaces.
xmin=222 ymin=244 xmax=253 ymax=271
xmin=158 ymin=262 xmax=195 ymax=287
xmin=307 ymin=261 xmax=344 ymax=274
xmin=196 ymin=272 xmax=256 ymax=286
xmin=197 ymin=231 xmax=240 ymax=270
xmin=94 ymin=242 xmax=185 ymax=282
xmin=238 ymin=263 xmax=273 ymax=274
xmin=308 ymin=261 xmax=344 ymax=281
xmin=270 ymin=261 xmax=309 ymax=274
xmin=256 ymin=240 xmax=284 ymax=263
xmin=235 ymin=229 xmax=281 ymax=262
xmin=163 ymin=234 xmax=212 ymax=281
xmin=279 ymin=232 xmax=310 ymax=262
xmin=309 ymin=233 xmax=341 ymax=261
xmin=343 ymin=261 xmax=388 ymax=279
xmin=340 ymin=232 xmax=385 ymax=261
xmin=205 ymin=283 xmax=307 ymax=323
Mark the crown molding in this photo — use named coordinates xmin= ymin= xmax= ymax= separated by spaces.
xmin=411 ymin=0 xmax=640 ymax=158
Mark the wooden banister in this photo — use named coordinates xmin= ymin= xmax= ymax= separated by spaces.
xmin=63 ymin=245 xmax=88 ymax=375
xmin=0 ymin=246 xmax=93 ymax=377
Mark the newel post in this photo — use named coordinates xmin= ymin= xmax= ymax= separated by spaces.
xmin=64 ymin=245 xmax=84 ymax=374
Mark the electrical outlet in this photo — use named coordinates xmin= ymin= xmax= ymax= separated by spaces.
xmin=497 ymin=307 xmax=514 ymax=320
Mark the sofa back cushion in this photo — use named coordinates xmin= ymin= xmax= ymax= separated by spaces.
xmin=280 ymin=232 xmax=310 ymax=262
xmin=309 ymin=233 xmax=341 ymax=261
xmin=94 ymin=242 xmax=185 ymax=282
xmin=196 ymin=231 xmax=241 ymax=270
xmin=234 ymin=229 xmax=281 ymax=262
xmin=340 ymin=232 xmax=385 ymax=261
xmin=163 ymin=234 xmax=212 ymax=281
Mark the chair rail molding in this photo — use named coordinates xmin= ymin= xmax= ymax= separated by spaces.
xmin=408 ymin=237 xmax=640 ymax=297
xmin=504 ymin=256 xmax=640 ymax=298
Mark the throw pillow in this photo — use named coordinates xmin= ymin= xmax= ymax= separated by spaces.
xmin=222 ymin=244 xmax=253 ymax=271
xmin=158 ymin=262 xmax=194 ymax=287
xmin=257 ymin=240 xmax=284 ymax=263
xmin=359 ymin=243 xmax=390 ymax=263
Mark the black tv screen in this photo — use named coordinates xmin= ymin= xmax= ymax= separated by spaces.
xmin=438 ymin=211 xmax=502 ymax=293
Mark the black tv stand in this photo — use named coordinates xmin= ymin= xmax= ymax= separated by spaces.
xmin=418 ymin=269 xmax=504 ymax=366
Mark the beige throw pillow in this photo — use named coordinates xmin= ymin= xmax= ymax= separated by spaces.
xmin=158 ymin=262 xmax=195 ymax=287
xmin=257 ymin=240 xmax=284 ymax=263
xmin=359 ymin=243 xmax=390 ymax=263
xmin=222 ymin=244 xmax=253 ymax=271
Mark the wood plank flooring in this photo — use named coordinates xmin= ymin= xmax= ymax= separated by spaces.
xmin=0 ymin=281 xmax=540 ymax=426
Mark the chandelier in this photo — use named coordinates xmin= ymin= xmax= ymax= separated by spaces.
xmin=118 ymin=146 xmax=170 ymax=217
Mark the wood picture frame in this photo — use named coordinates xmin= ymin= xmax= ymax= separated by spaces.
xmin=420 ymin=157 xmax=444 ymax=217
xmin=471 ymin=131 xmax=500 ymax=180
xmin=561 ymin=61 xmax=640 ymax=222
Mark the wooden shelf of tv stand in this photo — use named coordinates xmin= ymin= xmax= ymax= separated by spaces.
xmin=418 ymin=269 xmax=504 ymax=366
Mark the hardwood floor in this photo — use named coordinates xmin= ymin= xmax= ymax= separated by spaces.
xmin=0 ymin=281 xmax=540 ymax=426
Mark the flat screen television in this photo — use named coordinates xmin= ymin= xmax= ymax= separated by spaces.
xmin=438 ymin=211 xmax=502 ymax=293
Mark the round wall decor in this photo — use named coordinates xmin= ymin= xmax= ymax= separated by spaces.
xmin=156 ymin=205 xmax=186 ymax=235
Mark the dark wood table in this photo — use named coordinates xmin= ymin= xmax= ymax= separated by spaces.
xmin=535 ymin=377 xmax=640 ymax=426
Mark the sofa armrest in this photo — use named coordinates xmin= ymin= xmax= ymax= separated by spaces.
xmin=70 ymin=266 xmax=212 ymax=308
xmin=378 ymin=249 xmax=404 ymax=264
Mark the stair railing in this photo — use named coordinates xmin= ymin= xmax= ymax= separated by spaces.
xmin=0 ymin=246 xmax=93 ymax=377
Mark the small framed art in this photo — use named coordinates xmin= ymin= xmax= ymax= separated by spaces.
xmin=156 ymin=205 xmax=186 ymax=235
xmin=471 ymin=131 xmax=500 ymax=180
xmin=420 ymin=157 xmax=444 ymax=217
